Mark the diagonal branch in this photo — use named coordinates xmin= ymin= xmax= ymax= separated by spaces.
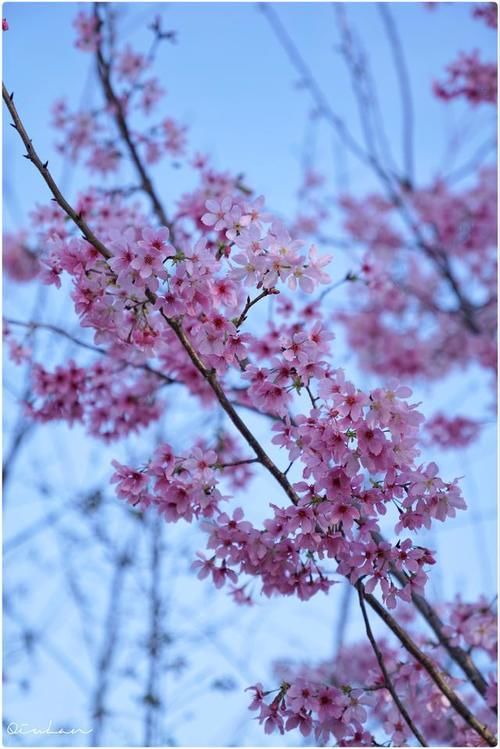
xmin=357 ymin=583 xmax=427 ymax=747
xmin=93 ymin=5 xmax=173 ymax=234
xmin=2 ymin=83 xmax=112 ymax=261
xmin=364 ymin=589 xmax=497 ymax=746
xmin=378 ymin=4 xmax=415 ymax=182
xmin=160 ymin=312 xmax=300 ymax=507
xmin=387 ymin=563 xmax=492 ymax=705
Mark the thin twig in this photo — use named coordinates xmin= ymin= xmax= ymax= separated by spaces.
xmin=364 ymin=589 xmax=497 ymax=746
xmin=4 ymin=318 xmax=178 ymax=386
xmin=258 ymin=4 xmax=375 ymax=170
xmin=378 ymin=5 xmax=415 ymax=182
xmin=217 ymin=458 xmax=260 ymax=469
xmin=143 ymin=514 xmax=163 ymax=746
xmin=357 ymin=583 xmax=427 ymax=747
xmin=91 ymin=538 xmax=135 ymax=746
xmin=235 ymin=289 xmax=272 ymax=328
xmin=259 ymin=9 xmax=483 ymax=335
xmin=94 ymin=6 xmax=173 ymax=234
xmin=2 ymin=83 xmax=112 ymax=261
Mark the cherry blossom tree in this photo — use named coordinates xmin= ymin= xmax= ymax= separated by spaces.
xmin=3 ymin=4 xmax=497 ymax=747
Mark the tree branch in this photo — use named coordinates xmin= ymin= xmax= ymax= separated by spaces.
xmin=4 ymin=318 xmax=178 ymax=386
xmin=378 ymin=4 xmax=415 ymax=182
xmin=357 ymin=583 xmax=427 ymax=747
xmin=160 ymin=312 xmax=300 ymax=507
xmin=364 ymin=589 xmax=497 ymax=746
xmin=259 ymin=4 xmax=377 ymax=171
xmin=2 ymin=83 xmax=112 ymax=261
xmin=388 ymin=564 xmax=492 ymax=705
xmin=94 ymin=5 xmax=173 ymax=234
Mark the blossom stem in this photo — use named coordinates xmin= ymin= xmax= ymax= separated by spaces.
xmin=235 ymin=289 xmax=272 ymax=328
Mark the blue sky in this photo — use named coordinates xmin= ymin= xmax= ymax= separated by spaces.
xmin=3 ymin=2 xmax=496 ymax=224
xmin=2 ymin=3 xmax=497 ymax=746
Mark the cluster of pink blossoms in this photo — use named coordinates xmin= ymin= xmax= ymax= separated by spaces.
xmin=286 ymin=38 xmax=496 ymax=413
xmin=2 ymin=231 xmax=39 ymax=282
xmin=17 ymin=132 xmax=461 ymax=613
xmin=111 ymin=361 xmax=464 ymax=607
xmin=334 ymin=166 xmax=496 ymax=384
xmin=472 ymin=2 xmax=498 ymax=29
xmin=434 ymin=51 xmax=497 ymax=105
xmin=28 ymin=358 xmax=162 ymax=441
xmin=7 ymin=0 xmax=468 ymax=649
xmin=3 ymin=323 xmax=31 ymax=366
xmin=434 ymin=2 xmax=496 ymax=105
xmin=35 ymin=177 xmax=332 ymax=384
xmin=287 ymin=0 xmax=497 ymax=455
xmin=73 ymin=10 xmax=100 ymax=51
xmin=251 ymin=594 xmax=497 ymax=745
xmin=53 ymin=11 xmax=186 ymax=173
xmin=424 ymin=413 xmax=482 ymax=450
xmin=441 ymin=595 xmax=497 ymax=661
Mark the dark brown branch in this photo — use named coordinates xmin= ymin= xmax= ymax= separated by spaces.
xmin=161 ymin=315 xmax=490 ymax=741
xmin=362 ymin=527 xmax=493 ymax=708
xmin=94 ymin=6 xmax=173 ymax=234
xmin=357 ymin=584 xmax=427 ymax=747
xmin=2 ymin=83 xmax=112 ymax=261
xmin=364 ymin=590 xmax=497 ymax=746
xmin=217 ymin=457 xmax=260 ymax=469
xmin=389 ymin=565 xmax=492 ymax=704
xmin=161 ymin=312 xmax=300 ymax=507
xmin=235 ymin=289 xmax=272 ymax=328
